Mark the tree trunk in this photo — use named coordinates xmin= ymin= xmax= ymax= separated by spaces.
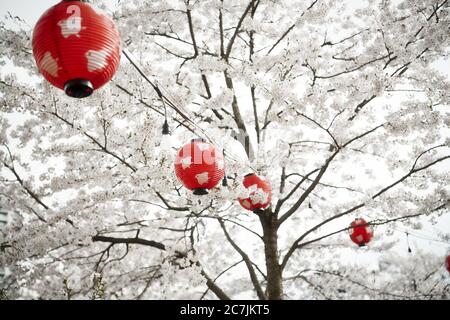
xmin=260 ymin=210 xmax=283 ymax=300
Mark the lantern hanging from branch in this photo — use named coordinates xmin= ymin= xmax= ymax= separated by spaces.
xmin=32 ymin=0 xmax=121 ymax=98
xmin=174 ymin=138 xmax=225 ymax=195
xmin=238 ymin=173 xmax=272 ymax=213
xmin=349 ymin=218 xmax=374 ymax=247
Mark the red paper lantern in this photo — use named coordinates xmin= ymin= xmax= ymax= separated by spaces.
xmin=446 ymin=254 xmax=450 ymax=273
xmin=349 ymin=218 xmax=373 ymax=247
xmin=238 ymin=173 xmax=272 ymax=213
xmin=174 ymin=138 xmax=225 ymax=195
xmin=32 ymin=0 xmax=121 ymax=98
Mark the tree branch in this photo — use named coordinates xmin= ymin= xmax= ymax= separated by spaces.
xmin=224 ymin=0 xmax=255 ymax=60
xmin=280 ymin=153 xmax=449 ymax=270
xmin=48 ymin=107 xmax=137 ymax=173
xmin=1 ymin=161 xmax=49 ymax=216
xmin=266 ymin=0 xmax=319 ymax=54
xmin=274 ymin=168 xmax=320 ymax=216
xmin=200 ymin=269 xmax=232 ymax=300
xmin=218 ymin=218 xmax=266 ymax=300
xmin=155 ymin=191 xmax=189 ymax=211
xmin=292 ymin=203 xmax=447 ymax=254
xmin=186 ymin=7 xmax=199 ymax=57
xmin=224 ymin=70 xmax=253 ymax=159
xmin=92 ymin=235 xmax=166 ymax=250
xmin=316 ymin=54 xmax=390 ymax=79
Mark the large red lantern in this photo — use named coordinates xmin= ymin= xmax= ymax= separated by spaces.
xmin=32 ymin=0 xmax=121 ymax=98
xmin=238 ymin=173 xmax=272 ymax=213
xmin=174 ymin=139 xmax=225 ymax=195
xmin=349 ymin=218 xmax=373 ymax=247
xmin=446 ymin=254 xmax=450 ymax=273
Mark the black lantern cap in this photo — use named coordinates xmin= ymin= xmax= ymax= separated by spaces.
xmin=244 ymin=173 xmax=256 ymax=177
xmin=193 ymin=188 xmax=208 ymax=195
xmin=191 ymin=138 xmax=206 ymax=143
xmin=64 ymin=79 xmax=93 ymax=98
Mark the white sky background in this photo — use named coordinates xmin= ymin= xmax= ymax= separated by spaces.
xmin=0 ymin=0 xmax=60 ymax=25
xmin=0 ymin=0 xmax=449 ymax=288
xmin=0 ymin=0 xmax=120 ymax=26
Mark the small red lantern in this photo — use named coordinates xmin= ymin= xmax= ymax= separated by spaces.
xmin=174 ymin=138 xmax=225 ymax=195
xmin=349 ymin=218 xmax=373 ymax=247
xmin=32 ymin=0 xmax=121 ymax=98
xmin=446 ymin=254 xmax=450 ymax=273
xmin=238 ymin=173 xmax=272 ymax=213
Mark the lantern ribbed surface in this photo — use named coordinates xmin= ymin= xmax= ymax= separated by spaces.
xmin=349 ymin=218 xmax=374 ymax=246
xmin=174 ymin=139 xmax=225 ymax=195
xmin=32 ymin=0 xmax=121 ymax=97
xmin=238 ymin=173 xmax=272 ymax=212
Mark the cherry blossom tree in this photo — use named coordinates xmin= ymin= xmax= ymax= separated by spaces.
xmin=0 ymin=0 xmax=449 ymax=300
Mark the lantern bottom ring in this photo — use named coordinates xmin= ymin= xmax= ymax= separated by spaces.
xmin=358 ymin=243 xmax=366 ymax=247
xmin=253 ymin=208 xmax=264 ymax=214
xmin=64 ymin=79 xmax=94 ymax=98
xmin=193 ymin=188 xmax=209 ymax=195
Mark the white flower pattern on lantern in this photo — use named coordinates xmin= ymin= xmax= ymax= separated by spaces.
xmin=250 ymin=188 xmax=269 ymax=205
xmin=40 ymin=52 xmax=59 ymax=77
xmin=180 ymin=157 xmax=191 ymax=169
xmin=247 ymin=184 xmax=258 ymax=193
xmin=197 ymin=143 xmax=210 ymax=151
xmin=58 ymin=16 xmax=83 ymax=38
xmin=356 ymin=235 xmax=364 ymax=243
xmin=86 ymin=50 xmax=109 ymax=72
xmin=195 ymin=172 xmax=209 ymax=185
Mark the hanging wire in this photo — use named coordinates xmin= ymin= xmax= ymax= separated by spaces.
xmin=222 ymin=149 xmax=228 ymax=187
xmin=121 ymin=49 xmax=172 ymax=136
xmin=121 ymin=49 xmax=208 ymax=132
xmin=393 ymin=227 xmax=450 ymax=246
xmin=121 ymin=49 xmax=257 ymax=171
xmin=99 ymin=3 xmax=257 ymax=172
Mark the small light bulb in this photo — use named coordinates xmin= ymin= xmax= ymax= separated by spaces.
xmin=220 ymin=187 xmax=230 ymax=198
xmin=160 ymin=133 xmax=174 ymax=152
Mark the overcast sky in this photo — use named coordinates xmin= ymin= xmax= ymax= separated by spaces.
xmin=0 ymin=1 xmax=122 ymax=27
xmin=0 ymin=0 xmax=61 ymax=26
